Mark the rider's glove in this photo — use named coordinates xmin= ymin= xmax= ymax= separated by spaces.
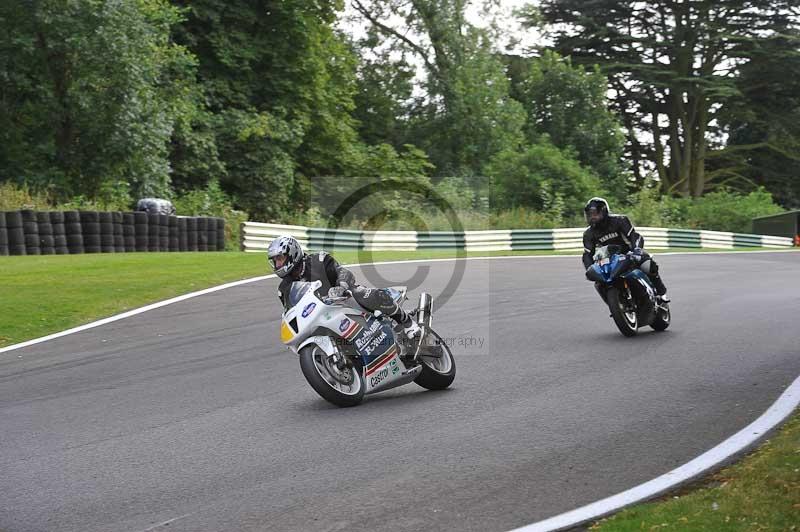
xmin=630 ymin=247 xmax=644 ymax=261
xmin=327 ymin=285 xmax=348 ymax=298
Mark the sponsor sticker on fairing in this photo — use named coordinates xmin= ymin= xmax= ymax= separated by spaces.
xmin=301 ymin=302 xmax=316 ymax=318
xmin=339 ymin=318 xmax=350 ymax=332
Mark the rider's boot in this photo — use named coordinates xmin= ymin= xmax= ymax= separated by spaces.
xmin=651 ymin=275 xmax=669 ymax=301
xmin=390 ymin=309 xmax=420 ymax=362
xmin=391 ymin=307 xmax=420 ymax=338
xmin=402 ymin=317 xmax=421 ymax=338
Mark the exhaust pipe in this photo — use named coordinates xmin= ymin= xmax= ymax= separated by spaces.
xmin=417 ymin=292 xmax=432 ymax=327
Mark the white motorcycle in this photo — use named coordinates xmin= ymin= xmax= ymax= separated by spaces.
xmin=280 ymin=280 xmax=456 ymax=407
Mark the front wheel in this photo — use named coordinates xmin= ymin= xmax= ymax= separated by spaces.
xmin=299 ymin=344 xmax=365 ymax=407
xmin=414 ymin=328 xmax=456 ymax=390
xmin=607 ymin=286 xmax=638 ymax=337
xmin=650 ymin=303 xmax=671 ymax=331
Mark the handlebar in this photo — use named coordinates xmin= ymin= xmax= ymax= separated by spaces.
xmin=322 ymin=289 xmax=352 ymax=305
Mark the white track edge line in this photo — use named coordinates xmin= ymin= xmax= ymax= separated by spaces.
xmin=1 ymin=249 xmax=796 ymax=355
xmin=0 ymin=275 xmax=274 ymax=354
xmin=508 ymin=374 xmax=800 ymax=532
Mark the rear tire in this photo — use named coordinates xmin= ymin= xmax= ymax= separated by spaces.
xmin=414 ymin=328 xmax=456 ymax=390
xmin=299 ymin=344 xmax=364 ymax=407
xmin=651 ymin=304 xmax=671 ymax=331
xmin=608 ymin=286 xmax=638 ymax=337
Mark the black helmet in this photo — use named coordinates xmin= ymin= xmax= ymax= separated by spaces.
xmin=267 ymin=235 xmax=305 ymax=278
xmin=584 ymin=197 xmax=609 ymax=227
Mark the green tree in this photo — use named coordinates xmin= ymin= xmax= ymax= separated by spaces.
xmin=510 ymin=51 xmax=626 ymax=201
xmin=172 ymin=0 xmax=364 ymax=220
xmin=352 ymin=49 xmax=417 ymax=149
xmin=311 ymin=143 xmax=435 ymax=224
xmin=535 ymin=0 xmax=800 ymax=197
xmin=352 ymin=1 xmax=526 ymax=183
xmin=712 ymin=31 xmax=800 ymax=208
xmin=0 ymin=0 xmax=198 ymax=201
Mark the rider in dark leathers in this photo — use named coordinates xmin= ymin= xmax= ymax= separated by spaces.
xmin=582 ymin=197 xmax=668 ymax=298
xmin=268 ymin=235 xmax=421 ymax=337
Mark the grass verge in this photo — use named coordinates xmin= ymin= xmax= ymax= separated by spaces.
xmin=592 ymin=410 xmax=800 ymax=531
xmin=0 ymin=247 xmax=794 ymax=348
xmin=0 ymin=250 xmax=476 ymax=347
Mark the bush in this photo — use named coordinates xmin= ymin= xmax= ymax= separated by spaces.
xmin=484 ymin=138 xmax=604 ymax=219
xmin=0 ymin=181 xmax=132 ymax=211
xmin=625 ymin=180 xmax=667 ymax=227
xmin=626 ymin=186 xmax=784 ymax=233
xmin=173 ymin=180 xmax=248 ymax=250
xmin=0 ymin=182 xmax=52 ymax=210
xmin=680 ymin=188 xmax=784 ymax=233
xmin=490 ymin=207 xmax=580 ymax=230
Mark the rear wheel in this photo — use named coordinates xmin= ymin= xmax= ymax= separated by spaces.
xmin=607 ymin=286 xmax=638 ymax=337
xmin=414 ymin=328 xmax=456 ymax=390
xmin=651 ymin=303 xmax=671 ymax=331
xmin=299 ymin=344 xmax=364 ymax=407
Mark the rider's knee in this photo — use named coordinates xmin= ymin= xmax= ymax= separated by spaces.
xmin=640 ymin=259 xmax=659 ymax=276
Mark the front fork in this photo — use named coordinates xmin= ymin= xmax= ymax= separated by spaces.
xmin=401 ymin=292 xmax=434 ymax=361
xmin=599 ymin=281 xmax=635 ymax=312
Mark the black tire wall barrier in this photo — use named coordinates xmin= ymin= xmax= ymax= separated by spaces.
xmin=113 ymin=212 xmax=125 ymax=253
xmin=5 ymin=211 xmax=26 ymax=255
xmin=36 ymin=211 xmax=55 ymax=255
xmin=147 ymin=213 xmax=160 ymax=252
xmin=216 ymin=218 xmax=225 ymax=251
xmin=169 ymin=216 xmax=179 ymax=252
xmin=133 ymin=212 xmax=148 ymax=252
xmin=196 ymin=217 xmax=208 ymax=252
xmin=21 ymin=210 xmax=40 ymax=255
xmin=0 ymin=211 xmax=8 ymax=256
xmin=123 ymin=213 xmax=135 ymax=252
xmin=50 ymin=211 xmax=68 ymax=255
xmin=186 ymin=217 xmax=198 ymax=251
xmin=99 ymin=212 xmax=114 ymax=253
xmin=178 ymin=218 xmax=188 ymax=251
xmin=158 ymin=214 xmax=169 ymax=251
xmin=65 ymin=211 xmax=83 ymax=254
xmin=81 ymin=211 xmax=101 ymax=254
xmin=206 ymin=217 xmax=217 ymax=252
xmin=1 ymin=211 xmax=225 ymax=256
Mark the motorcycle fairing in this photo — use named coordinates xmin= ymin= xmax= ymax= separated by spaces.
xmin=281 ymin=280 xmax=419 ymax=395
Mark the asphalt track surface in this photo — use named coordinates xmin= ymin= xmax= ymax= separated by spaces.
xmin=1 ymin=252 xmax=798 ymax=532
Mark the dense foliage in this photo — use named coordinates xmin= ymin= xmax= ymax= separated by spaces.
xmin=1 ymin=0 xmax=796 ymax=233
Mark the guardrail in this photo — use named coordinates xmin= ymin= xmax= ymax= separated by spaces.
xmin=240 ymin=222 xmax=794 ymax=252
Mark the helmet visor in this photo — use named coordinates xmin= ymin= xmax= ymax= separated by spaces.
xmin=269 ymin=253 xmax=288 ymax=271
xmin=586 ymin=206 xmax=604 ymax=225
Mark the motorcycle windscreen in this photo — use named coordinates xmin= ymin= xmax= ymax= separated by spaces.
xmin=286 ymin=281 xmax=317 ymax=308
xmin=608 ymin=255 xmax=630 ymax=279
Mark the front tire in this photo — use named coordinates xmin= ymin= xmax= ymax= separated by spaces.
xmin=299 ymin=344 xmax=365 ymax=407
xmin=607 ymin=286 xmax=638 ymax=337
xmin=651 ymin=303 xmax=671 ymax=331
xmin=414 ymin=328 xmax=456 ymax=390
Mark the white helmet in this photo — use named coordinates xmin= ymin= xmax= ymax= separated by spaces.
xmin=267 ymin=236 xmax=304 ymax=278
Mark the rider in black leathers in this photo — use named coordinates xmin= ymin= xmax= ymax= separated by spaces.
xmin=268 ymin=235 xmax=421 ymax=337
xmin=582 ymin=197 xmax=668 ymax=298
